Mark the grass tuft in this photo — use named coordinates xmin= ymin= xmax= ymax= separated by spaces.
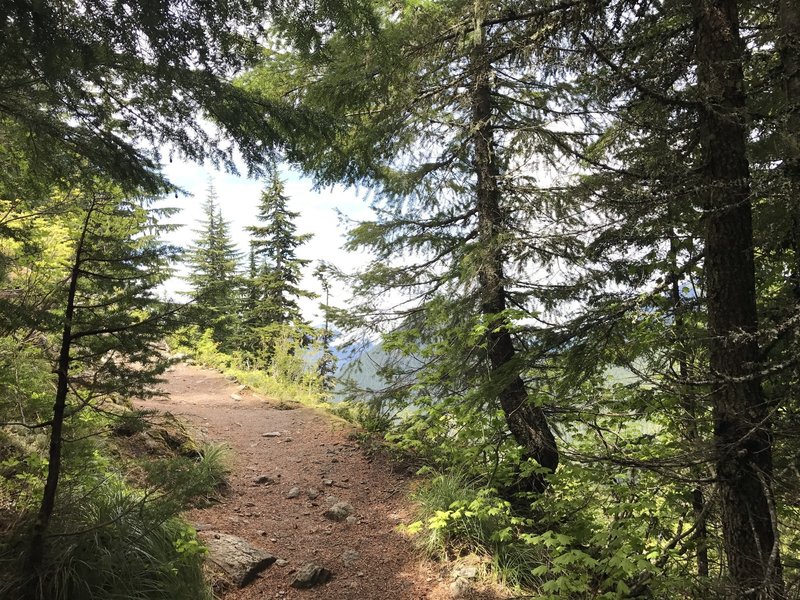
xmin=0 ymin=480 xmax=210 ymax=600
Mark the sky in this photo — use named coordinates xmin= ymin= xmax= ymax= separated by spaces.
xmin=159 ymin=159 xmax=373 ymax=326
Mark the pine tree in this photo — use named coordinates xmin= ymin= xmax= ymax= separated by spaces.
xmin=242 ymin=170 xmax=314 ymax=357
xmin=244 ymin=0 xmax=582 ymax=493
xmin=184 ymin=183 xmax=242 ymax=348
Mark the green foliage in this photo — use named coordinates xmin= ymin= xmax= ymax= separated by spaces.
xmin=243 ymin=170 xmax=314 ymax=343
xmin=184 ymin=186 xmax=243 ymax=350
xmin=0 ymin=0 xmax=304 ymax=194
xmin=0 ymin=480 xmax=210 ymax=600
xmin=141 ymin=441 xmax=231 ymax=508
xmin=171 ymin=324 xmax=327 ymax=405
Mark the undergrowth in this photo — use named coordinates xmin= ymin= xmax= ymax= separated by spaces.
xmin=0 ymin=479 xmax=210 ymax=600
xmin=406 ymin=471 xmax=545 ymax=591
xmin=1 ymin=396 xmax=230 ymax=600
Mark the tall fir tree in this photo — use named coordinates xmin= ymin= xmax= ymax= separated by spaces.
xmin=185 ymin=183 xmax=242 ymax=348
xmin=243 ymin=0 xmax=583 ymax=493
xmin=243 ymin=170 xmax=314 ymax=354
xmin=23 ymin=184 xmax=180 ymax=585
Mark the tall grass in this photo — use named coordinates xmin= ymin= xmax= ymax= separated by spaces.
xmin=0 ymin=480 xmax=210 ymax=600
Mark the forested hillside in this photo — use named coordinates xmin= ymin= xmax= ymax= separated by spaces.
xmin=2 ymin=0 xmax=800 ymax=599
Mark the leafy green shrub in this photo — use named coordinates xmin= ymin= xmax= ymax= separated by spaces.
xmin=0 ymin=480 xmax=210 ymax=600
xmin=408 ymin=471 xmax=509 ymax=558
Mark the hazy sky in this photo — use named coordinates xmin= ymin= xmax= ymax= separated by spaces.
xmin=160 ymin=159 xmax=372 ymax=325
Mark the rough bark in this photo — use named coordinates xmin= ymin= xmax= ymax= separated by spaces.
xmin=471 ymin=44 xmax=559 ymax=493
xmin=694 ymin=1 xmax=784 ymax=596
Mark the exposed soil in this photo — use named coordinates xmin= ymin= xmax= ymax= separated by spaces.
xmin=134 ymin=363 xmax=499 ymax=600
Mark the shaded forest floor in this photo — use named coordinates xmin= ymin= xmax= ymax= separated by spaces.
xmin=135 ymin=363 xmax=507 ymax=600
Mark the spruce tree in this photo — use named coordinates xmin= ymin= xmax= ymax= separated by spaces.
xmin=242 ymin=171 xmax=314 ymax=358
xmin=184 ymin=183 xmax=242 ymax=348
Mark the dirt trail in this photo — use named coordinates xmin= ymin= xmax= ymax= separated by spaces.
xmin=135 ymin=363 xmax=441 ymax=600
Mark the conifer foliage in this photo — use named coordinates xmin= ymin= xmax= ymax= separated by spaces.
xmin=246 ymin=0 xmax=800 ymax=597
xmin=184 ymin=184 xmax=242 ymax=349
xmin=246 ymin=171 xmax=314 ymax=330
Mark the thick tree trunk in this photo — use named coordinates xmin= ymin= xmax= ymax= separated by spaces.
xmin=26 ymin=202 xmax=93 ymax=596
xmin=471 ymin=45 xmax=559 ymax=493
xmin=694 ymin=1 xmax=784 ymax=597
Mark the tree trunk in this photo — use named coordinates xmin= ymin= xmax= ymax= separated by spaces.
xmin=26 ymin=201 xmax=94 ymax=595
xmin=471 ymin=44 xmax=559 ymax=493
xmin=694 ymin=1 xmax=784 ymax=597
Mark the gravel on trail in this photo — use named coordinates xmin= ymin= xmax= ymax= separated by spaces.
xmin=135 ymin=363 xmax=449 ymax=600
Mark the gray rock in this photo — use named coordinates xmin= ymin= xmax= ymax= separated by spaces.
xmin=275 ymin=558 xmax=289 ymax=567
xmin=200 ymin=532 xmax=275 ymax=587
xmin=286 ymin=486 xmax=301 ymax=499
xmin=262 ymin=431 xmax=281 ymax=437
xmin=290 ymin=563 xmax=332 ymax=589
xmin=253 ymin=474 xmax=274 ymax=485
xmin=231 ymin=393 xmax=243 ymax=401
xmin=307 ymin=487 xmax=320 ymax=500
xmin=323 ymin=479 xmax=333 ymax=486
xmin=453 ymin=566 xmax=478 ymax=579
xmin=345 ymin=516 xmax=359 ymax=525
xmin=323 ymin=501 xmax=354 ymax=522
xmin=324 ymin=495 xmax=339 ymax=506
xmin=341 ymin=549 xmax=360 ymax=566
xmin=449 ymin=577 xmax=472 ymax=598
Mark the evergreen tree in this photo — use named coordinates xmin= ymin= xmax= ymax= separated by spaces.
xmin=185 ymin=184 xmax=242 ymax=347
xmin=244 ymin=0 xmax=581 ymax=493
xmin=243 ymin=170 xmax=314 ymax=356
xmin=314 ymin=261 xmax=337 ymax=390
xmin=24 ymin=184 xmax=180 ymax=583
xmin=248 ymin=0 xmax=800 ymax=595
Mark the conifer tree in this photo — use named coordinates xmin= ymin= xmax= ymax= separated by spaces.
xmin=25 ymin=184 xmax=180 ymax=584
xmin=242 ymin=170 xmax=314 ymax=357
xmin=244 ymin=0 xmax=579 ymax=493
xmin=184 ymin=184 xmax=242 ymax=347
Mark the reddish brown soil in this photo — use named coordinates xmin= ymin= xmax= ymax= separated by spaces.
xmin=136 ymin=363 xmax=450 ymax=600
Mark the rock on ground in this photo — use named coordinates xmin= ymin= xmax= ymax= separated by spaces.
xmin=201 ymin=532 xmax=276 ymax=587
xmin=290 ymin=563 xmax=332 ymax=589
xmin=323 ymin=501 xmax=353 ymax=522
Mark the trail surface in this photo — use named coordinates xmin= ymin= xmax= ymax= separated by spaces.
xmin=136 ymin=363 xmax=442 ymax=600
